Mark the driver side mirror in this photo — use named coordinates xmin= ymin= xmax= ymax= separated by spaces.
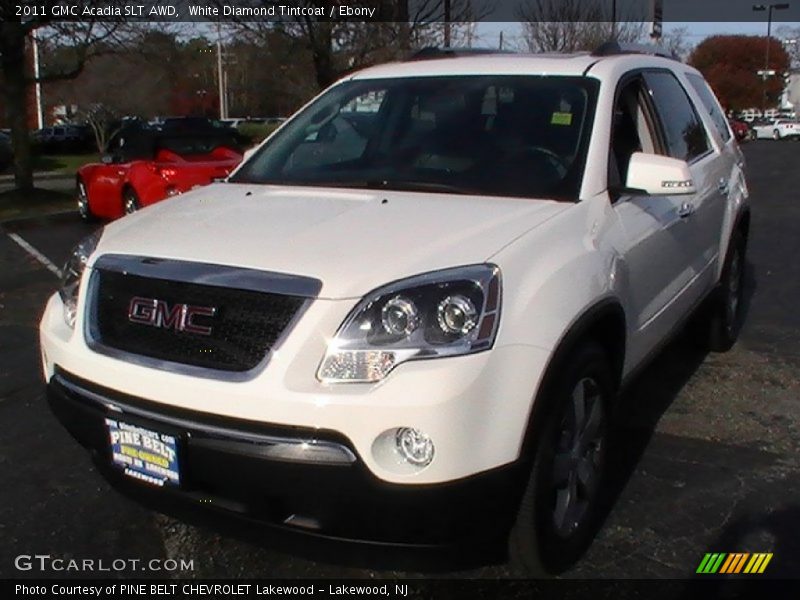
xmin=624 ymin=152 xmax=696 ymax=196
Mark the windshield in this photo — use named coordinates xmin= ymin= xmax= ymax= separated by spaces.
xmin=231 ymin=76 xmax=599 ymax=201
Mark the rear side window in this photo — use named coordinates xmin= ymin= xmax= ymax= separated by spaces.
xmin=643 ymin=71 xmax=710 ymax=162
xmin=686 ymin=73 xmax=731 ymax=143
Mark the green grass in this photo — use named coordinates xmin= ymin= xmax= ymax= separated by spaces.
xmin=30 ymin=153 xmax=100 ymax=174
xmin=0 ymin=153 xmax=99 ymax=177
xmin=0 ymin=187 xmax=74 ymax=222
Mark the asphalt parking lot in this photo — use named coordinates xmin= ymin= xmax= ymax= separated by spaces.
xmin=1 ymin=141 xmax=799 ymax=581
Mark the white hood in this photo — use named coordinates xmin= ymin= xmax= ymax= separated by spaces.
xmin=93 ymin=183 xmax=570 ymax=299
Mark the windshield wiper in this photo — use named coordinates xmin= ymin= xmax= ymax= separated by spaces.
xmin=228 ymin=178 xmax=481 ymax=195
xmin=317 ymin=179 xmax=478 ymax=194
xmin=379 ymin=180 xmax=479 ymax=194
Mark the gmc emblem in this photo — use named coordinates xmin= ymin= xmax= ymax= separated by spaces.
xmin=127 ymin=296 xmax=216 ymax=336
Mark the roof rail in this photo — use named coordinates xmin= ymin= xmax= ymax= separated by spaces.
xmin=406 ymin=46 xmax=516 ymax=61
xmin=591 ymin=41 xmax=678 ymax=61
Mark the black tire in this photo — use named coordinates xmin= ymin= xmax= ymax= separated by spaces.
xmin=709 ymin=231 xmax=747 ymax=352
xmin=509 ymin=342 xmax=613 ymax=576
xmin=122 ymin=187 xmax=141 ymax=215
xmin=694 ymin=230 xmax=747 ymax=353
xmin=76 ymin=179 xmax=96 ymax=222
xmin=773 ymin=129 xmax=781 ymax=141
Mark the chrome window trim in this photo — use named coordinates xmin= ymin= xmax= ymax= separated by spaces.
xmin=84 ymin=254 xmax=320 ymax=382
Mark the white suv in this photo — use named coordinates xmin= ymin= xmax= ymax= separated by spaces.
xmin=40 ymin=44 xmax=749 ymax=574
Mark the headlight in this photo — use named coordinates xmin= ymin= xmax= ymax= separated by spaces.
xmin=318 ymin=264 xmax=501 ymax=383
xmin=59 ymin=229 xmax=103 ymax=328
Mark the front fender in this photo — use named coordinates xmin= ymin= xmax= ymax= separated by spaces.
xmin=79 ymin=163 xmax=125 ymax=219
xmin=126 ymin=162 xmax=168 ymax=207
xmin=717 ymin=158 xmax=750 ymax=280
xmin=490 ymin=196 xmax=627 ymax=355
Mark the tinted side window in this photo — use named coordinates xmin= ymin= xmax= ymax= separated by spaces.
xmin=609 ymin=78 xmax=658 ymax=187
xmin=643 ymin=71 xmax=710 ymax=162
xmin=686 ymin=73 xmax=731 ymax=142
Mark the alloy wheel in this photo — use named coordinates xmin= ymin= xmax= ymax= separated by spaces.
xmin=77 ymin=182 xmax=89 ymax=219
xmin=123 ymin=192 xmax=139 ymax=214
xmin=550 ymin=377 xmax=606 ymax=538
xmin=725 ymin=246 xmax=743 ymax=336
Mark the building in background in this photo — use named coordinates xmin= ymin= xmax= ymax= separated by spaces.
xmin=781 ymin=68 xmax=800 ymax=113
xmin=0 ymin=36 xmax=40 ymax=130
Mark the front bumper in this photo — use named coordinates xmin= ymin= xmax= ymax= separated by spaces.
xmin=47 ymin=369 xmax=526 ymax=549
xmin=40 ymin=290 xmax=552 ymax=485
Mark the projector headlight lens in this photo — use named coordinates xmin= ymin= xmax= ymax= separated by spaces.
xmin=317 ymin=264 xmax=501 ymax=383
xmin=437 ymin=294 xmax=478 ymax=335
xmin=381 ymin=296 xmax=419 ymax=336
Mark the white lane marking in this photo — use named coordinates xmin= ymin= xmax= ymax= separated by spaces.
xmin=7 ymin=232 xmax=62 ymax=278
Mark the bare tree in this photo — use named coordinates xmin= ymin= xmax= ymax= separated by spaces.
xmin=218 ymin=0 xmax=490 ymax=90
xmin=658 ymin=26 xmax=693 ymax=62
xmin=48 ymin=44 xmax=172 ymax=151
xmin=0 ymin=0 xmax=129 ymax=190
xmin=81 ymin=104 xmax=124 ymax=153
xmin=517 ymin=0 xmax=645 ymax=53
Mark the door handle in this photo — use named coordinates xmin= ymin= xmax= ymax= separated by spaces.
xmin=678 ymin=202 xmax=695 ymax=219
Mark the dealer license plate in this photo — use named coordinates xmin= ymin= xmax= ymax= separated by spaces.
xmin=105 ymin=418 xmax=180 ymax=487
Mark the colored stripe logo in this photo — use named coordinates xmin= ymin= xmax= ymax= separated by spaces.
xmin=697 ymin=553 xmax=773 ymax=574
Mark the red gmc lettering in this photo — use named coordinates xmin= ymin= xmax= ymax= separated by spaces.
xmin=182 ymin=306 xmax=216 ymax=335
xmin=127 ymin=297 xmax=215 ymax=336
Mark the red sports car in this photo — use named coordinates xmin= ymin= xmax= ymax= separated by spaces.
xmin=77 ymin=131 xmax=243 ymax=221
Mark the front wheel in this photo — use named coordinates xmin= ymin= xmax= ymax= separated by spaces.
xmin=773 ymin=129 xmax=781 ymax=141
xmin=76 ymin=180 xmax=95 ymax=222
xmin=122 ymin=187 xmax=141 ymax=215
xmin=509 ymin=342 xmax=613 ymax=576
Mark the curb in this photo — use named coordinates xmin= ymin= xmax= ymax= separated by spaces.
xmin=0 ymin=208 xmax=78 ymax=225
xmin=0 ymin=172 xmax=72 ymax=184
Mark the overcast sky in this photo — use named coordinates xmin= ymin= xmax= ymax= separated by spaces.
xmin=474 ymin=21 xmax=800 ymax=50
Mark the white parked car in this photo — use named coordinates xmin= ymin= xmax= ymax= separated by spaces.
xmin=40 ymin=44 xmax=749 ymax=575
xmin=750 ymin=119 xmax=800 ymax=140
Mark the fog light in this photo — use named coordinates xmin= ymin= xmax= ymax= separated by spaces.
xmin=395 ymin=427 xmax=434 ymax=466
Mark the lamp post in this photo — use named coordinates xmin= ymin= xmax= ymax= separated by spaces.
xmin=611 ymin=0 xmax=617 ymax=40
xmin=443 ymin=0 xmax=451 ymax=48
xmin=753 ymin=3 xmax=790 ymax=112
